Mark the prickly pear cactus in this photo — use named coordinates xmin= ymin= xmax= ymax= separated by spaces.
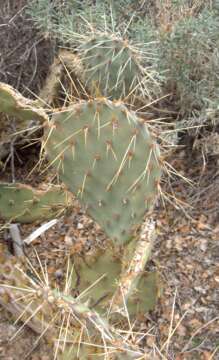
xmin=78 ymin=33 xmax=148 ymax=100
xmin=0 ymin=183 xmax=72 ymax=223
xmin=72 ymin=252 xmax=159 ymax=317
xmin=44 ymin=98 xmax=161 ymax=245
xmin=0 ymin=82 xmax=48 ymax=124
xmin=0 ymin=255 xmax=147 ymax=359
xmin=111 ymin=217 xmax=158 ymax=313
xmin=70 ymin=224 xmax=159 ymax=316
xmin=0 ymin=256 xmax=96 ymax=357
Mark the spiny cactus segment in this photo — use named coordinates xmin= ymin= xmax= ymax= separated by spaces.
xmin=78 ymin=32 xmax=149 ymax=101
xmin=0 ymin=183 xmax=72 ymax=223
xmin=0 ymin=82 xmax=48 ymax=124
xmin=72 ymin=247 xmax=158 ymax=317
xmin=71 ymin=220 xmax=158 ymax=316
xmin=0 ymin=256 xmax=147 ymax=359
xmin=111 ymin=217 xmax=157 ymax=313
xmin=71 ymin=245 xmax=122 ymax=310
xmin=38 ymin=50 xmax=85 ymax=107
xmin=44 ymin=98 xmax=161 ymax=245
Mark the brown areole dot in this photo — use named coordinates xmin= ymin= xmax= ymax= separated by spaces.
xmin=106 ymin=220 xmax=111 ymax=227
xmin=154 ymin=179 xmax=160 ymax=190
xmin=121 ymin=108 xmax=128 ymax=116
xmin=86 ymin=170 xmax=92 ymax=177
xmin=132 ymin=128 xmax=140 ymax=136
xmin=94 ymin=154 xmax=101 ymax=161
xmin=96 ymin=104 xmax=102 ymax=113
xmin=128 ymin=150 xmax=134 ymax=159
xmin=32 ymin=197 xmax=40 ymax=204
xmin=54 ymin=122 xmax=63 ymax=131
xmin=148 ymin=162 xmax=154 ymax=172
xmin=69 ymin=139 xmax=76 ymax=147
xmin=135 ymin=183 xmax=141 ymax=191
xmin=106 ymin=140 xmax=113 ymax=146
xmin=113 ymin=213 xmax=120 ymax=221
xmin=138 ymin=118 xmax=145 ymax=125
xmin=74 ymin=105 xmax=82 ymax=116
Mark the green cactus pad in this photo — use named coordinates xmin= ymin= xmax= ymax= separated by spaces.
xmin=71 ymin=246 xmax=122 ymax=308
xmin=126 ymin=271 xmax=159 ymax=317
xmin=0 ymin=183 xmax=72 ymax=223
xmin=71 ymin=247 xmax=158 ymax=316
xmin=45 ymin=98 xmax=161 ymax=245
xmin=0 ymin=256 xmax=150 ymax=360
xmin=0 ymin=82 xmax=48 ymax=124
xmin=78 ymin=33 xmax=146 ymax=100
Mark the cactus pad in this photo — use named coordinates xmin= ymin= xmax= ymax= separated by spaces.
xmin=0 ymin=82 xmax=48 ymax=124
xmin=0 ymin=256 xmax=150 ymax=359
xmin=0 ymin=183 xmax=72 ymax=223
xmin=71 ymin=247 xmax=158 ymax=316
xmin=78 ymin=33 xmax=146 ymax=100
xmin=45 ymin=98 xmax=161 ymax=244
